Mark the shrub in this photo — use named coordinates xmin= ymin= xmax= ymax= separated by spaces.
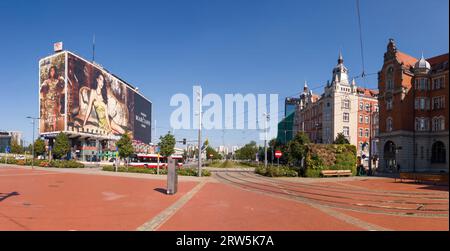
xmin=101 ymin=166 xmax=211 ymax=177
xmin=255 ymin=165 xmax=298 ymax=177
xmin=39 ymin=161 xmax=51 ymax=167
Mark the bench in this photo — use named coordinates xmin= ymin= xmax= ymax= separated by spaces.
xmin=396 ymin=172 xmax=449 ymax=185
xmin=320 ymin=170 xmax=352 ymax=177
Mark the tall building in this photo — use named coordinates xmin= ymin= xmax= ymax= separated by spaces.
xmin=377 ymin=39 xmax=448 ymax=173
xmin=293 ymin=52 xmax=379 ymax=158
xmin=276 ymin=98 xmax=301 ymax=144
xmin=0 ymin=131 xmax=23 ymax=153
xmin=38 ymin=46 xmax=152 ymax=161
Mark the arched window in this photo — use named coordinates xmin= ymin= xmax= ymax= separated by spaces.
xmin=431 ymin=141 xmax=446 ymax=163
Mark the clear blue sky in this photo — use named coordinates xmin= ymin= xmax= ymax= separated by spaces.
xmin=0 ymin=0 xmax=448 ymax=148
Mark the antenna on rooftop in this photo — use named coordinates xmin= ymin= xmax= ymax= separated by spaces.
xmin=92 ymin=34 xmax=96 ymax=63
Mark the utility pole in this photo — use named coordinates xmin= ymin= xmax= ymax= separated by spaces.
xmin=368 ymin=104 xmax=372 ymax=176
xmin=196 ymin=89 xmax=202 ymax=177
xmin=263 ymin=113 xmax=270 ymax=168
xmin=26 ymin=116 xmax=40 ymax=170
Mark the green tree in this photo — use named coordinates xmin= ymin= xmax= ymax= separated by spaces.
xmin=10 ymin=140 xmax=23 ymax=154
xmin=33 ymin=138 xmax=46 ymax=157
xmin=286 ymin=132 xmax=310 ymax=166
xmin=53 ymin=132 xmax=70 ymax=159
xmin=116 ymin=134 xmax=134 ymax=163
xmin=333 ymin=133 xmax=350 ymax=144
xmin=159 ymin=132 xmax=176 ymax=157
xmin=206 ymin=146 xmax=222 ymax=160
xmin=235 ymin=141 xmax=258 ymax=160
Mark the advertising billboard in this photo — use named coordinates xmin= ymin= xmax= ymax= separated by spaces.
xmin=39 ymin=52 xmax=66 ymax=134
xmin=64 ymin=52 xmax=152 ymax=143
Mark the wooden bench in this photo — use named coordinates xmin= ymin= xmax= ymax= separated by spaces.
xmin=396 ymin=172 xmax=449 ymax=185
xmin=320 ymin=170 xmax=352 ymax=177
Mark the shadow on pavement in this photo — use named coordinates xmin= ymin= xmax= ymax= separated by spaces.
xmin=0 ymin=191 xmax=20 ymax=202
xmin=154 ymin=188 xmax=167 ymax=194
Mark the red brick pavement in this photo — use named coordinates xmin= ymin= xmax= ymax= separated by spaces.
xmin=0 ymin=167 xmax=198 ymax=230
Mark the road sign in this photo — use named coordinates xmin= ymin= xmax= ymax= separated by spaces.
xmin=275 ymin=150 xmax=282 ymax=158
xmin=5 ymin=146 xmax=10 ymax=153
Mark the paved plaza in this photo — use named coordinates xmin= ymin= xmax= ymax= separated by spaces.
xmin=0 ymin=164 xmax=448 ymax=231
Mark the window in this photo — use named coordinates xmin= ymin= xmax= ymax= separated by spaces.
xmin=365 ymin=129 xmax=369 ymax=137
xmin=359 ymin=115 xmax=363 ymax=123
xmin=343 ymin=112 xmax=349 ymax=122
xmin=415 ymin=117 xmax=429 ymax=131
xmin=432 ymin=77 xmax=445 ymax=90
xmin=386 ymin=117 xmax=393 ymax=132
xmin=359 ymin=128 xmax=363 ymax=137
xmin=359 ymin=102 xmax=363 ymax=110
xmin=386 ymin=98 xmax=393 ymax=110
xmin=365 ymin=116 xmax=369 ymax=124
xmin=415 ymin=97 xmax=430 ymax=110
xmin=432 ymin=96 xmax=445 ymax=110
xmin=386 ymin=67 xmax=394 ymax=90
xmin=343 ymin=126 xmax=349 ymax=136
xmin=374 ymin=105 xmax=379 ymax=112
xmin=365 ymin=103 xmax=370 ymax=111
xmin=431 ymin=141 xmax=446 ymax=163
xmin=415 ymin=78 xmax=430 ymax=90
xmin=432 ymin=117 xmax=445 ymax=131
xmin=342 ymin=99 xmax=350 ymax=109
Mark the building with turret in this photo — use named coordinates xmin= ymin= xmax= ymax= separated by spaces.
xmin=292 ymin=52 xmax=378 ymax=162
xmin=377 ymin=39 xmax=448 ymax=173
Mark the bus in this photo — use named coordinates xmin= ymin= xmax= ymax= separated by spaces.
xmin=129 ymin=153 xmax=184 ymax=168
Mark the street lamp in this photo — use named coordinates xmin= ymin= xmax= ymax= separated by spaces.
xmin=26 ymin=116 xmax=40 ymax=170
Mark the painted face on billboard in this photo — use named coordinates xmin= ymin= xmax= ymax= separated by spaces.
xmin=60 ymin=52 xmax=152 ymax=144
xmin=39 ymin=53 xmax=66 ymax=134
xmin=66 ymin=54 xmax=134 ymax=139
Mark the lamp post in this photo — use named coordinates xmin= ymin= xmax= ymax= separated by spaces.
xmin=26 ymin=116 xmax=40 ymax=170
xmin=263 ymin=113 xmax=270 ymax=168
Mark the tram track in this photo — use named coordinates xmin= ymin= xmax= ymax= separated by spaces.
xmin=213 ymin=171 xmax=449 ymax=218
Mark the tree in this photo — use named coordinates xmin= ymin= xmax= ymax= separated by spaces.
xmin=10 ymin=140 xmax=23 ymax=154
xmin=334 ymin=133 xmax=350 ymax=144
xmin=116 ymin=134 xmax=134 ymax=163
xmin=235 ymin=141 xmax=258 ymax=160
xmin=286 ymin=132 xmax=310 ymax=166
xmin=159 ymin=132 xmax=176 ymax=157
xmin=53 ymin=132 xmax=70 ymax=159
xmin=33 ymin=138 xmax=46 ymax=157
xmin=206 ymin=146 xmax=221 ymax=160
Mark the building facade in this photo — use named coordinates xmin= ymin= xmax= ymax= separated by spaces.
xmin=38 ymin=48 xmax=152 ymax=161
xmin=377 ymin=39 xmax=448 ymax=173
xmin=293 ymin=53 xmax=379 ymax=160
xmin=0 ymin=131 xmax=23 ymax=153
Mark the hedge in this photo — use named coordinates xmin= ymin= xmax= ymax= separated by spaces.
xmin=255 ymin=165 xmax=298 ymax=177
xmin=0 ymin=158 xmax=84 ymax=168
xmin=102 ymin=166 xmax=211 ymax=177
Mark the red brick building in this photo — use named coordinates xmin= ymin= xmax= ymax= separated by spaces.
xmin=377 ymin=39 xmax=448 ymax=173
xmin=356 ymin=87 xmax=379 ymax=167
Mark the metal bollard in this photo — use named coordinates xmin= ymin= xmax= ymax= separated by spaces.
xmin=166 ymin=157 xmax=178 ymax=195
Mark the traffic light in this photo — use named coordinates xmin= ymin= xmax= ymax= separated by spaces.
xmin=183 ymin=138 xmax=186 ymax=145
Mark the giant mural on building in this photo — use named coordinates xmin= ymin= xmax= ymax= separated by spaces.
xmin=66 ymin=53 xmax=152 ymax=143
xmin=39 ymin=53 xmax=66 ymax=133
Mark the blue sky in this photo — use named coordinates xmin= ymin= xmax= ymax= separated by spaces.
xmin=0 ymin=0 xmax=448 ymax=148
